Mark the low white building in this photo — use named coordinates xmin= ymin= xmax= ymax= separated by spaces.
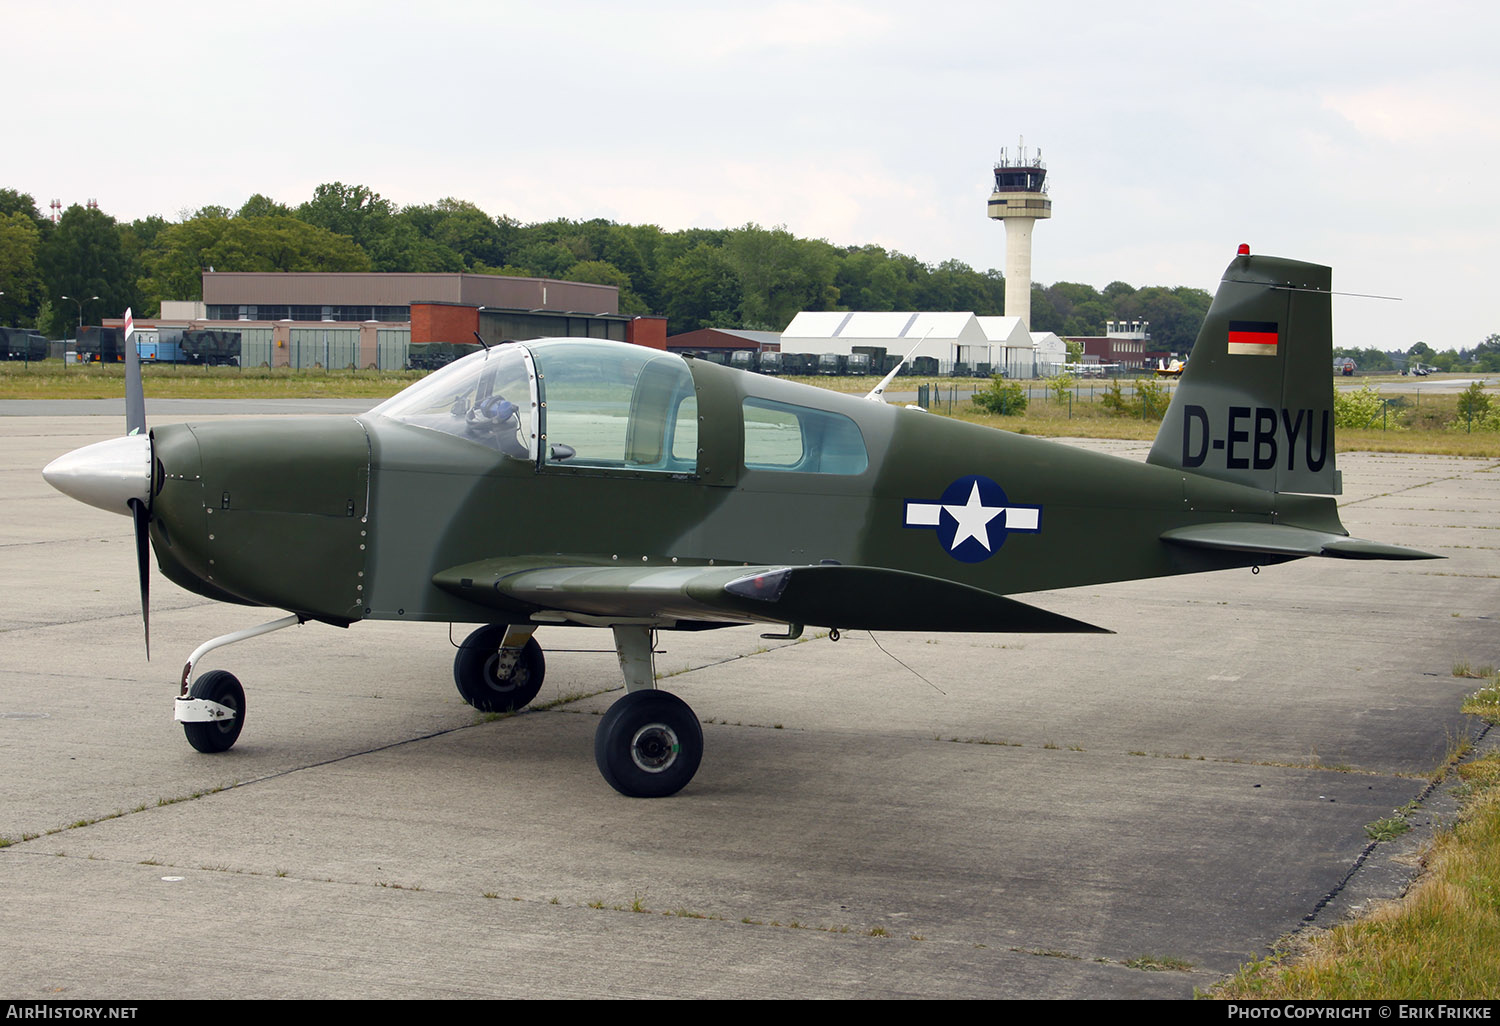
xmin=1028 ymin=331 xmax=1069 ymax=377
xmin=780 ymin=310 xmax=1057 ymax=377
xmin=978 ymin=316 xmax=1032 ymax=377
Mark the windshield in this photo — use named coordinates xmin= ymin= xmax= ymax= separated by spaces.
xmin=368 ymin=344 xmax=536 ymax=460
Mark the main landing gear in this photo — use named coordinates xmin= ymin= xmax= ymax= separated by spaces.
xmin=449 ymin=623 xmax=703 ymax=798
xmin=173 ymin=617 xmax=705 ymax=798
xmin=452 ymin=624 xmax=545 ymax=713
xmin=593 ymin=689 xmax=702 ymax=799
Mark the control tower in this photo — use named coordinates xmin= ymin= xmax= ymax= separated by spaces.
xmin=987 ymin=142 xmax=1051 ymax=329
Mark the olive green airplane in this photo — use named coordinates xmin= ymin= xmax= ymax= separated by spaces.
xmin=43 ymin=245 xmax=1436 ymax=797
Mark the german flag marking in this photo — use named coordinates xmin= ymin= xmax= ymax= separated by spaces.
xmin=1227 ymin=320 xmax=1278 ymax=356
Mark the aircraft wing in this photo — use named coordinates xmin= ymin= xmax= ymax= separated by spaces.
xmin=1161 ymin=523 xmax=1439 ymax=560
xmin=433 ymin=558 xmax=1111 ymax=633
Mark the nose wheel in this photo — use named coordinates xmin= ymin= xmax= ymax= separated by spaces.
xmin=594 ymin=689 xmax=703 ymax=798
xmin=180 ymin=670 xmax=246 ymax=753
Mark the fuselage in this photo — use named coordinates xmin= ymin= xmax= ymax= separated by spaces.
xmin=140 ymin=341 xmax=1345 ymax=628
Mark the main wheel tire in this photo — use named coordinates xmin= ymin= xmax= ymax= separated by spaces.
xmin=453 ymin=626 xmax=545 ymax=712
xmin=182 ymin=669 xmax=246 ymax=754
xmin=594 ymin=690 xmax=703 ymax=798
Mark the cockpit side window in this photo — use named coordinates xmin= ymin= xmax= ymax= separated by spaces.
xmin=742 ymin=398 xmax=868 ymax=475
xmin=532 ymin=341 xmax=698 ymax=474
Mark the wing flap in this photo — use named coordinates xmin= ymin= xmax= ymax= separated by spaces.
xmin=434 ymin=558 xmax=1110 ymax=633
xmin=1161 ymin=522 xmax=1439 ymax=560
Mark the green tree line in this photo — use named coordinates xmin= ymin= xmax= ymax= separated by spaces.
xmin=12 ymin=182 xmax=1475 ymax=363
xmin=1334 ymin=337 xmax=1500 ymax=374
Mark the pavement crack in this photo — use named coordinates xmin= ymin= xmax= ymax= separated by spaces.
xmin=214 ymin=722 xmax=499 ymax=792
xmin=653 ymin=635 xmax=819 ymax=679
xmin=1010 ymin=946 xmax=1206 ymax=976
xmin=1 ymin=719 xmax=513 ymax=846
xmin=1289 ymin=721 xmax=1490 ymax=935
xmin=0 ymin=600 xmax=213 ymax=634
xmin=1339 ymin=467 xmax=1484 ymax=508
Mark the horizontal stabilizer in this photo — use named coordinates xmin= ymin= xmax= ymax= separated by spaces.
xmin=434 ymin=558 xmax=1111 ymax=633
xmin=1161 ymin=523 xmax=1440 ymax=561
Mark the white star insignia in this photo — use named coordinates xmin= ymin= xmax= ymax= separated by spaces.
xmin=943 ymin=481 xmax=1003 ymax=551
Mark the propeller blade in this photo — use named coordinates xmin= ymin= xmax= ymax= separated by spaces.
xmin=125 ymin=306 xmax=148 ymax=657
xmin=129 ymin=498 xmax=151 ymax=659
xmin=123 ymin=310 xmax=145 ymax=436
xmin=124 ymin=310 xmax=149 ymax=657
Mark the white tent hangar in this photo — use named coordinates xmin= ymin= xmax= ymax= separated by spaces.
xmin=781 ymin=310 xmax=1056 ymax=378
xmin=780 ymin=310 xmax=986 ymax=367
xmin=977 ymin=316 xmax=1035 ymax=378
xmin=1027 ymin=331 xmax=1069 ymax=377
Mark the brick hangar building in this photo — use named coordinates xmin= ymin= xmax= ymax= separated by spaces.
xmin=111 ymin=272 xmax=665 ymax=369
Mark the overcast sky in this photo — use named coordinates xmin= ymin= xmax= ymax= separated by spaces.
xmin=11 ymin=0 xmax=1496 ymax=350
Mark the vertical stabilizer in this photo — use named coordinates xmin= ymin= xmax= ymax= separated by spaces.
xmin=1147 ymin=248 xmax=1340 ymax=494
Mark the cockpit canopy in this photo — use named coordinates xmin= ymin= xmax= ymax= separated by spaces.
xmin=369 ymin=339 xmax=699 ymax=473
xmin=372 ymin=337 xmax=870 ymax=479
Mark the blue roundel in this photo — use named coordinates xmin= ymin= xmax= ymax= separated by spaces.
xmin=904 ymin=474 xmax=1042 ymax=564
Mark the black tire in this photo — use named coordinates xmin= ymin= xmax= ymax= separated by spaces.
xmin=453 ymin=625 xmax=545 ymax=712
xmin=594 ymin=690 xmax=703 ymax=798
xmin=183 ymin=670 xmax=246 ymax=754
